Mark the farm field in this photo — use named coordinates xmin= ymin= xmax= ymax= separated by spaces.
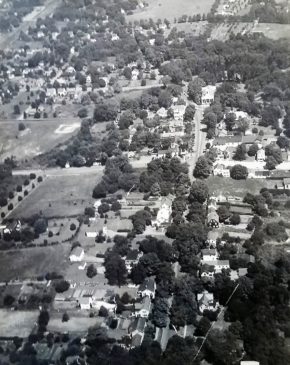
xmin=0 ymin=244 xmax=70 ymax=281
xmin=251 ymin=23 xmax=290 ymax=40
xmin=0 ymin=118 xmax=81 ymax=162
xmin=10 ymin=173 xmax=101 ymax=218
xmin=207 ymin=176 xmax=274 ymax=198
xmin=0 ymin=309 xmax=38 ymax=337
xmin=126 ymin=0 xmax=215 ymax=22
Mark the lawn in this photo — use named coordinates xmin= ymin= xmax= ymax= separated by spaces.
xmin=252 ymin=23 xmax=290 ymax=40
xmin=0 ymin=309 xmax=39 ymax=337
xmin=207 ymin=176 xmax=273 ymax=198
xmin=0 ymin=244 xmax=70 ymax=281
xmin=0 ymin=118 xmax=80 ymax=162
xmin=126 ymin=0 xmax=215 ymax=21
xmin=10 ymin=173 xmax=101 ymax=218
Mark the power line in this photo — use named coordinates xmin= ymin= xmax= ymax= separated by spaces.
xmin=193 ymin=283 xmax=240 ymax=361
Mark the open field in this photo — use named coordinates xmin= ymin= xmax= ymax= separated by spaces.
xmin=207 ymin=176 xmax=274 ymax=198
xmin=10 ymin=173 xmax=101 ymax=218
xmin=163 ymin=21 xmax=207 ymax=37
xmin=48 ymin=314 xmax=103 ymax=335
xmin=251 ymin=23 xmax=290 ymax=40
xmin=126 ymin=0 xmax=215 ymax=22
xmin=0 ymin=119 xmax=81 ymax=162
xmin=0 ymin=245 xmax=70 ymax=281
xmin=0 ymin=309 xmax=38 ymax=337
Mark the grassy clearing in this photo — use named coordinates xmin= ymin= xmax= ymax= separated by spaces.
xmin=0 ymin=309 xmax=38 ymax=337
xmin=0 ymin=119 xmax=80 ymax=162
xmin=0 ymin=244 xmax=70 ymax=281
xmin=10 ymin=173 xmax=101 ymax=218
xmin=126 ymin=0 xmax=215 ymax=22
xmin=207 ymin=176 xmax=273 ymax=198
xmin=252 ymin=23 xmax=290 ymax=40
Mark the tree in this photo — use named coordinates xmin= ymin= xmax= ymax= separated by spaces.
xmin=193 ymin=156 xmax=212 ymax=179
xmin=33 ymin=218 xmax=47 ymax=234
xmin=87 ymin=264 xmax=97 ymax=278
xmin=188 ymin=77 xmax=205 ymax=104
xmin=233 ymin=144 xmax=246 ymax=161
xmin=152 ymin=297 xmax=169 ymax=328
xmin=248 ymin=144 xmax=259 ymax=157
xmin=277 ymin=136 xmax=290 ymax=150
xmin=230 ymin=213 xmax=241 ymax=225
xmin=230 ymin=165 xmax=248 ymax=180
xmin=18 ymin=122 xmax=25 ymax=131
xmin=38 ymin=310 xmax=49 ymax=330
xmin=14 ymin=105 xmax=21 ymax=115
xmin=85 ymin=206 xmax=95 ymax=217
xmin=237 ymin=118 xmax=250 ymax=135
xmin=62 ymin=312 xmax=69 ymax=322
xmin=188 ymin=180 xmax=208 ymax=203
xmin=123 ymin=67 xmax=132 ymax=80
xmin=93 ymin=100 xmax=119 ymax=122
xmin=195 ymin=317 xmax=211 ymax=336
xmin=104 ymin=252 xmax=127 ymax=286
xmin=217 ymin=205 xmax=231 ymax=223
xmin=4 ymin=294 xmax=15 ymax=306
xmin=224 ymin=113 xmax=236 ymax=131
xmin=265 ymin=156 xmax=278 ymax=170
xmin=70 ymin=223 xmax=76 ymax=231
xmin=92 ymin=182 xmax=107 ymax=199
xmin=54 ymin=280 xmax=70 ymax=293
xmin=266 ymin=222 xmax=288 ymax=242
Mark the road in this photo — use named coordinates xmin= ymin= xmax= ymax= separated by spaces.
xmin=187 ymin=104 xmax=207 ymax=182
xmin=12 ymin=165 xmax=104 ymax=177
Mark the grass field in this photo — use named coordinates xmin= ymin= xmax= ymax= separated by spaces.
xmin=207 ymin=176 xmax=273 ymax=198
xmin=10 ymin=173 xmax=101 ymax=218
xmin=0 ymin=118 xmax=80 ymax=162
xmin=0 ymin=309 xmax=38 ymax=337
xmin=0 ymin=244 xmax=70 ymax=281
xmin=48 ymin=315 xmax=103 ymax=335
xmin=126 ymin=0 xmax=215 ymax=21
xmin=251 ymin=23 xmax=290 ymax=40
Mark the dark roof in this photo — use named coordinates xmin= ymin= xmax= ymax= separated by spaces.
xmin=213 ymin=135 xmax=242 ymax=145
xmin=129 ymin=317 xmax=146 ymax=333
xmin=202 ymin=249 xmax=217 ymax=256
xmin=131 ymin=333 xmax=143 ymax=347
xmin=138 ymin=277 xmax=155 ymax=293
xmin=126 ymin=250 xmax=139 ymax=261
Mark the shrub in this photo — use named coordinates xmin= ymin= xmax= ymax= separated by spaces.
xmin=16 ymin=185 xmax=22 ymax=192
xmin=24 ymin=190 xmax=28 ymax=196
xmin=70 ymin=223 xmax=76 ymax=231
xmin=62 ymin=312 xmax=69 ymax=322
xmin=54 ymin=280 xmax=70 ymax=293
xmin=30 ymin=173 xmax=36 ymax=179
xmin=8 ymin=192 xmax=14 ymax=199
xmin=8 ymin=203 xmax=13 ymax=211
xmin=37 ymin=176 xmax=43 ymax=182
xmin=18 ymin=196 xmax=22 ymax=202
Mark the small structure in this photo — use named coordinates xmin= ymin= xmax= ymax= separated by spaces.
xmin=240 ymin=362 xmax=260 ymax=365
xmin=3 ymin=220 xmax=21 ymax=235
xmin=201 ymin=85 xmax=216 ymax=105
xmin=137 ymin=278 xmax=156 ymax=299
xmin=256 ymin=148 xmax=265 ymax=162
xmin=197 ymin=291 xmax=219 ymax=313
xmin=284 ymin=178 xmax=290 ymax=189
xmin=78 ymin=297 xmax=92 ymax=310
xmin=213 ymin=163 xmax=230 ymax=177
xmin=69 ymin=247 xmax=85 ymax=262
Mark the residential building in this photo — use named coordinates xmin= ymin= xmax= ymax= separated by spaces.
xmin=172 ymin=104 xmax=186 ymax=120
xmin=133 ymin=296 xmax=151 ymax=318
xmin=284 ymin=178 xmax=290 ymax=189
xmin=201 ymin=85 xmax=216 ymax=105
xmin=213 ymin=163 xmax=230 ymax=177
xmin=201 ymin=249 xmax=218 ymax=261
xmin=137 ymin=278 xmax=156 ymax=299
xmin=201 ymin=260 xmax=230 ymax=276
xmin=129 ymin=317 xmax=146 ymax=347
xmin=197 ymin=291 xmax=219 ymax=313
xmin=207 ymin=211 xmax=219 ymax=228
xmin=256 ymin=148 xmax=265 ymax=162
xmin=69 ymin=247 xmax=85 ymax=262
xmin=213 ymin=135 xmax=242 ymax=148
xmin=200 ymin=264 xmax=215 ymax=279
xmin=78 ymin=297 xmax=92 ymax=310
xmin=240 ymin=362 xmax=260 ymax=365
xmin=3 ymin=220 xmax=21 ymax=235
xmin=125 ymin=250 xmax=143 ymax=272
xmin=153 ymin=199 xmax=172 ymax=227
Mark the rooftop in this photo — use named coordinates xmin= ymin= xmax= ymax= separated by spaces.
xmin=138 ymin=277 xmax=155 ymax=292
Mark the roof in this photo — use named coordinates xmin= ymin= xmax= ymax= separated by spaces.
xmin=131 ymin=333 xmax=143 ymax=347
xmin=202 ymin=249 xmax=217 ymax=256
xmin=240 ymin=362 xmax=260 ymax=365
xmin=129 ymin=317 xmax=146 ymax=333
xmin=208 ymin=212 xmax=219 ymax=221
xmin=70 ymin=246 xmax=83 ymax=257
xmin=197 ymin=291 xmax=214 ymax=305
xmin=213 ymin=135 xmax=242 ymax=145
xmin=126 ymin=250 xmax=139 ymax=261
xmin=138 ymin=277 xmax=155 ymax=293
xmin=78 ymin=297 xmax=91 ymax=305
xmin=136 ymin=296 xmax=151 ymax=312
xmin=203 ymin=260 xmax=230 ymax=267
xmin=283 ymin=178 xmax=290 ymax=185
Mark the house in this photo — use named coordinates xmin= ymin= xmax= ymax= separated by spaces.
xmin=256 ymin=148 xmax=266 ymax=162
xmin=240 ymin=362 xmax=260 ymax=365
xmin=69 ymin=247 xmax=85 ymax=262
xmin=284 ymin=178 xmax=290 ymax=189
xmin=200 ymin=264 xmax=215 ymax=279
xmin=125 ymin=250 xmax=143 ymax=272
xmin=129 ymin=317 xmax=146 ymax=346
xmin=153 ymin=199 xmax=172 ymax=227
xmin=172 ymin=104 xmax=186 ymax=120
xmin=157 ymin=107 xmax=167 ymax=118
xmin=201 ymin=260 xmax=230 ymax=275
xmin=201 ymin=249 xmax=218 ymax=261
xmin=137 ymin=278 xmax=156 ymax=299
xmin=213 ymin=163 xmax=230 ymax=177
xmin=197 ymin=291 xmax=219 ymax=313
xmin=133 ymin=296 xmax=151 ymax=318
xmin=213 ymin=135 xmax=242 ymax=148
xmin=201 ymin=85 xmax=216 ymax=105
xmin=78 ymin=297 xmax=91 ymax=310
xmin=3 ymin=220 xmax=21 ymax=235
xmin=207 ymin=211 xmax=219 ymax=228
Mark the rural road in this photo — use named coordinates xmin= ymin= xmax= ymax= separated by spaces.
xmin=13 ymin=165 xmax=105 ymax=177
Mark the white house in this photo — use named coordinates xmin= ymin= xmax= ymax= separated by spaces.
xmin=213 ymin=163 xmax=230 ymax=177
xmin=256 ymin=148 xmax=265 ymax=162
xmin=133 ymin=297 xmax=151 ymax=318
xmin=197 ymin=291 xmax=219 ymax=313
xmin=137 ymin=278 xmax=156 ymax=299
xmin=201 ymin=85 xmax=216 ymax=105
xmin=157 ymin=107 xmax=167 ymax=118
xmin=201 ymin=249 xmax=218 ymax=261
xmin=3 ymin=220 xmax=21 ymax=235
xmin=78 ymin=297 xmax=92 ymax=310
xmin=153 ymin=200 xmax=172 ymax=227
xmin=240 ymin=362 xmax=260 ymax=365
xmin=172 ymin=104 xmax=186 ymax=120
xmin=69 ymin=247 xmax=85 ymax=262
xmin=125 ymin=250 xmax=143 ymax=272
